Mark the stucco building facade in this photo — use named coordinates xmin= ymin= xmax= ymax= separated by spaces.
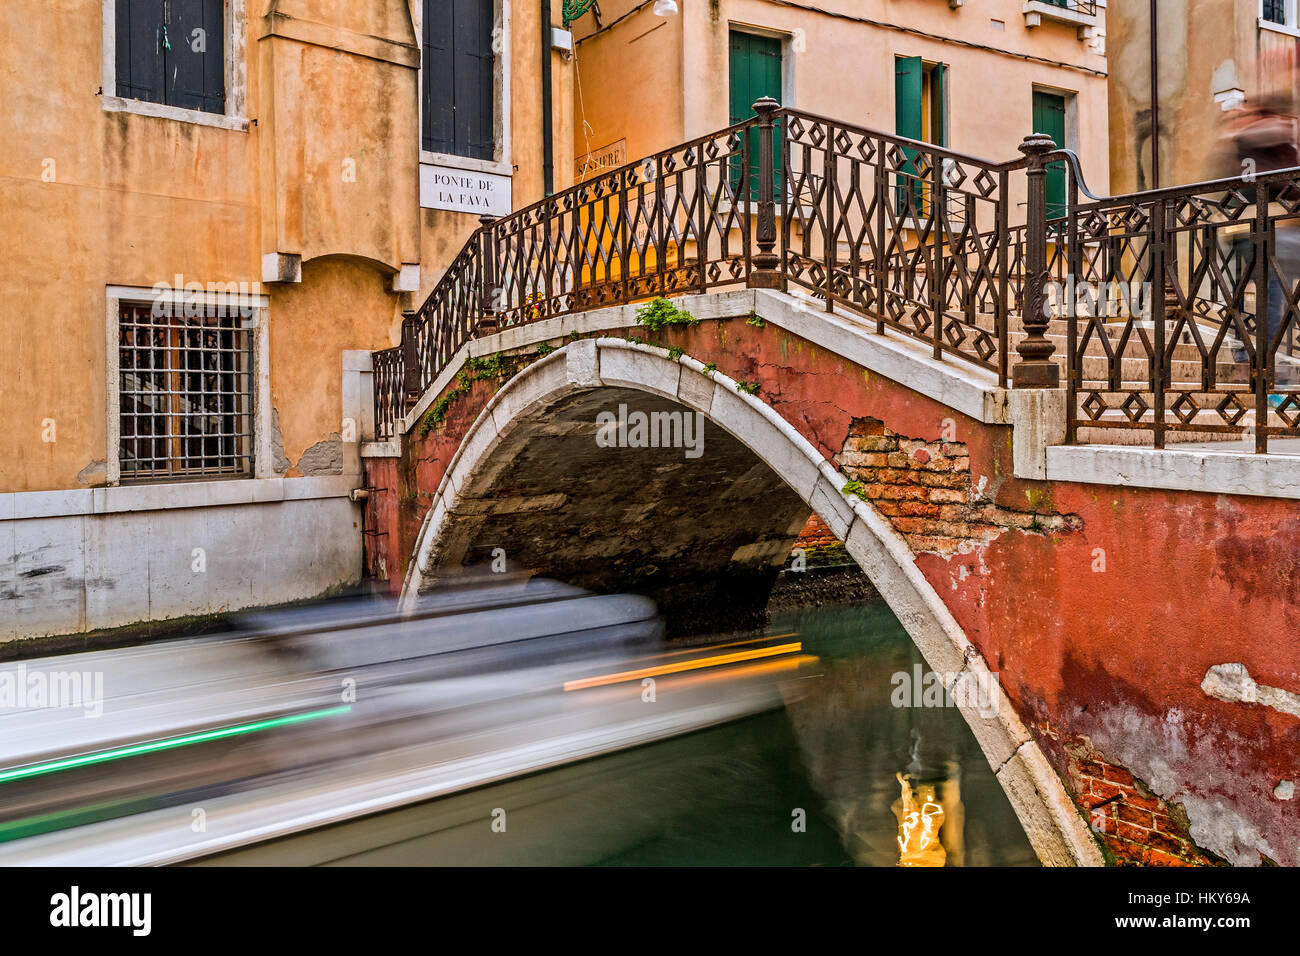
xmin=1107 ymin=0 xmax=1300 ymax=192
xmin=0 ymin=0 xmax=575 ymax=641
xmin=569 ymin=0 xmax=1111 ymax=198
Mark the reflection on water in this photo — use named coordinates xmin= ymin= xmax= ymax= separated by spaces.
xmin=203 ymin=599 xmax=1039 ymax=866
xmin=597 ymin=601 xmax=1038 ymax=867
xmin=773 ymin=601 xmax=1038 ymax=867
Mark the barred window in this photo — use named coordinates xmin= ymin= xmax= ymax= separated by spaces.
xmin=118 ymin=303 xmax=254 ymax=480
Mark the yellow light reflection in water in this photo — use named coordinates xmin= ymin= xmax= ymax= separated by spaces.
xmin=893 ymin=772 xmax=947 ymax=867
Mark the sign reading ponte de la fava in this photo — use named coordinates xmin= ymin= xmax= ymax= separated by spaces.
xmin=420 ymin=163 xmax=512 ymax=216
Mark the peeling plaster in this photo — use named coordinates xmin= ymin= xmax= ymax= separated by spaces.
xmin=1180 ymin=795 xmax=1281 ymax=868
xmin=270 ymin=409 xmax=291 ymax=475
xmin=1201 ymin=663 xmax=1300 ymax=719
xmin=297 ymin=435 xmax=344 ymax=476
xmin=76 ymin=460 xmax=106 ymax=487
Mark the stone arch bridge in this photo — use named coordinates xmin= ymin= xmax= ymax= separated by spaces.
xmin=360 ymin=105 xmax=1300 ymax=868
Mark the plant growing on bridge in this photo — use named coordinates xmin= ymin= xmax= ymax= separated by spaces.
xmin=635 ymin=297 xmax=700 ymax=332
xmin=745 ymin=311 xmax=766 ymax=328
xmin=417 ymin=346 xmax=556 ymax=437
xmin=703 ymin=362 xmax=717 ymax=373
xmin=667 ymin=345 xmax=684 ymax=361
xmin=735 ymin=380 xmax=760 ymax=395
xmin=841 ymin=480 xmax=869 ymax=502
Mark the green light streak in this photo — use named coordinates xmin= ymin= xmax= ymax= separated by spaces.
xmin=0 ymin=705 xmax=353 ymax=785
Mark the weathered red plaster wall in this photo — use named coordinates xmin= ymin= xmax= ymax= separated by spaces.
xmin=365 ymin=313 xmax=1300 ymax=866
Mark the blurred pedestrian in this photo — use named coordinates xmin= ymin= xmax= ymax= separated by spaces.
xmin=1221 ymin=90 xmax=1300 ymax=402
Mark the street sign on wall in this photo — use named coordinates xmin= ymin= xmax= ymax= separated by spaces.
xmin=420 ymin=163 xmax=512 ymax=216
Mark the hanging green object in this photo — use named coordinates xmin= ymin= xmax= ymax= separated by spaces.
xmin=562 ymin=0 xmax=599 ymax=26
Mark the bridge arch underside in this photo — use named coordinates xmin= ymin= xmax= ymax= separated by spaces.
xmin=413 ymin=387 xmax=811 ymax=636
xmin=399 ymin=342 xmax=1103 ymax=867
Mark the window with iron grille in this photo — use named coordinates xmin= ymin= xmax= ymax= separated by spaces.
xmin=118 ymin=303 xmax=254 ymax=481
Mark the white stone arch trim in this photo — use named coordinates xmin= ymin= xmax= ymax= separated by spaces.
xmin=400 ymin=337 xmax=1104 ymax=867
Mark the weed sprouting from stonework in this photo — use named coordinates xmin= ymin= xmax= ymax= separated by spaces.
xmin=417 ymin=346 xmax=554 ymax=436
xmin=841 ymin=480 xmax=869 ymax=501
xmin=635 ymin=297 xmax=700 ymax=332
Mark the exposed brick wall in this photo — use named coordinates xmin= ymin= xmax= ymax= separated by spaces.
xmin=834 ymin=417 xmax=1081 ymax=556
xmin=1058 ymin=738 xmax=1224 ymax=867
xmin=793 ymin=513 xmax=839 ymax=551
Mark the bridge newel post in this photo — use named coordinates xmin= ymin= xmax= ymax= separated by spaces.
xmin=747 ymin=96 xmax=784 ymax=290
xmin=400 ymin=309 xmax=421 ymax=408
xmin=1013 ymin=133 xmax=1060 ymax=389
xmin=477 ymin=214 xmax=499 ymax=334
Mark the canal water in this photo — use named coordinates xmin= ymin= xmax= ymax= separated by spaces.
xmin=192 ymin=599 xmax=1040 ymax=866
xmin=591 ymin=600 xmax=1039 ymax=867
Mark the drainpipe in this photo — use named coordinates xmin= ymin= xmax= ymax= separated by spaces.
xmin=542 ymin=0 xmax=555 ymax=196
xmin=1149 ymin=0 xmax=1160 ymax=189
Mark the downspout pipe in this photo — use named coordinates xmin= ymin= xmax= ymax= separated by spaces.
xmin=542 ymin=0 xmax=555 ymax=196
xmin=1149 ymin=0 xmax=1160 ymax=189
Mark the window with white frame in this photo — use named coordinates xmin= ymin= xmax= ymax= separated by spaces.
xmin=114 ymin=0 xmax=226 ymax=114
xmin=103 ymin=0 xmax=247 ymax=129
xmin=117 ymin=301 xmax=254 ymax=481
xmin=1262 ymin=0 xmax=1298 ymax=30
xmin=422 ymin=0 xmax=499 ymax=161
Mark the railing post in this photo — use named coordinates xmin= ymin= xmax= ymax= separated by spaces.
xmin=748 ymin=96 xmax=783 ymax=290
xmin=1254 ymin=188 xmax=1270 ymax=454
xmin=400 ymin=309 xmax=420 ymax=408
xmin=1014 ymin=133 xmax=1060 ymax=388
xmin=478 ymin=214 xmax=499 ymax=333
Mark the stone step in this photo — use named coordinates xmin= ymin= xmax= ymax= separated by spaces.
xmin=1006 ymin=331 xmax=1215 ymax=364
xmin=1076 ymin=387 xmax=1256 ymax=404
xmin=1073 ymin=425 xmax=1246 ymax=445
xmin=1079 ymin=356 xmax=1248 ymax=383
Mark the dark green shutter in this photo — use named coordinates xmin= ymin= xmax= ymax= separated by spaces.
xmin=729 ymin=31 xmax=782 ymax=201
xmin=895 ymin=56 xmax=924 ymax=216
xmin=115 ymin=0 xmax=224 ymax=115
xmin=423 ymin=0 xmax=495 ymax=160
xmin=115 ymin=0 xmax=165 ymax=105
xmin=168 ymin=0 xmax=225 ymax=115
xmin=930 ymin=62 xmax=947 ymax=147
xmin=1033 ymin=90 xmax=1068 ymax=219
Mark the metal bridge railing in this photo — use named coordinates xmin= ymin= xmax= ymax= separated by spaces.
xmin=374 ymin=100 xmax=1300 ymax=454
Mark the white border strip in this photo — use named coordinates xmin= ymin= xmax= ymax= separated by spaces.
xmin=1047 ymin=444 xmax=1300 ymax=500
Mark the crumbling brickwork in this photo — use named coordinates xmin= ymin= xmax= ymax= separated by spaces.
xmin=1058 ymin=738 xmax=1223 ymax=867
xmin=834 ymin=417 xmax=1080 ymax=555
xmin=793 ymin=513 xmax=839 ymax=550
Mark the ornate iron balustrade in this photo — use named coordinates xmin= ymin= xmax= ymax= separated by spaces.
xmin=373 ymin=100 xmax=1300 ymax=454
xmin=776 ymin=108 xmax=1027 ymax=381
xmin=1055 ymin=155 xmax=1300 ymax=453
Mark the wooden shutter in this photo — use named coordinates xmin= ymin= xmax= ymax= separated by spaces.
xmin=115 ymin=0 xmax=165 ymax=104
xmin=895 ymin=56 xmax=924 ymax=216
xmin=1033 ymin=90 xmax=1068 ymax=219
xmin=167 ymin=0 xmax=226 ymax=115
xmin=423 ymin=0 xmax=455 ymax=153
xmin=930 ymin=62 xmax=947 ymax=147
xmin=456 ymin=0 xmax=495 ymax=160
xmin=728 ymin=31 xmax=783 ymax=201
xmin=423 ymin=0 xmax=495 ymax=160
